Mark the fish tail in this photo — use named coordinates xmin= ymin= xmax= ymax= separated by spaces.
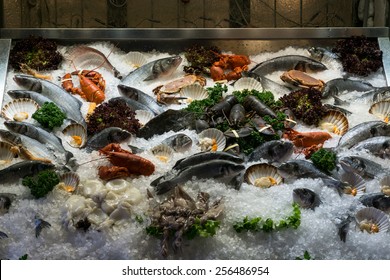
xmin=155 ymin=180 xmax=177 ymax=195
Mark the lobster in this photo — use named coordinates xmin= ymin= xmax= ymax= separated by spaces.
xmin=210 ymin=53 xmax=250 ymax=81
xmin=98 ymin=143 xmax=155 ymax=180
xmin=61 ymin=70 xmax=106 ymax=104
xmin=283 ymin=128 xmax=332 ymax=148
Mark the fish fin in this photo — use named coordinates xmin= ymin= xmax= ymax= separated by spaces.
xmin=35 ymin=219 xmax=51 ymax=238
xmin=143 ymin=74 xmax=156 ymax=81
xmin=0 ymin=231 xmax=8 ymax=239
xmin=127 ymin=144 xmax=144 ymax=154
xmin=333 ymin=96 xmax=350 ymax=106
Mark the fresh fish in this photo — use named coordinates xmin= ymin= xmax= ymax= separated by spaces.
xmin=161 ymin=133 xmax=193 ymax=153
xmin=240 ymin=72 xmax=291 ymax=95
xmin=323 ymin=103 xmax=352 ymax=115
xmin=321 ymin=78 xmax=385 ymax=99
xmin=243 ymin=95 xmax=277 ymax=118
xmin=154 ymin=159 xmax=245 ymax=194
xmin=0 ymin=161 xmax=54 ymax=183
xmin=13 ymin=74 xmax=86 ymax=127
xmin=339 ymin=156 xmax=388 ymax=179
xmin=293 ymin=188 xmax=321 ymax=210
xmin=34 ymin=215 xmax=51 ymax=238
xmin=250 ymin=55 xmax=327 ymax=76
xmin=247 ymin=140 xmax=294 ymax=164
xmin=352 ymin=136 xmax=390 ymax=159
xmin=360 ymin=192 xmax=390 ymax=214
xmin=0 ymin=193 xmax=16 ymax=215
xmin=117 ymin=84 xmax=165 ymax=115
xmin=109 ymin=96 xmax=155 ymax=115
xmin=67 ymin=45 xmax=121 ymax=78
xmin=85 ymin=127 xmax=131 ymax=152
xmin=7 ymin=90 xmax=57 ymax=107
xmin=336 ymin=121 xmax=390 ymax=150
xmin=121 ymin=55 xmax=182 ymax=86
xmin=307 ymin=47 xmax=340 ymax=62
xmin=278 ymin=159 xmax=346 ymax=193
xmin=0 ymin=231 xmax=8 ymax=239
xmin=335 ymin=214 xmax=354 ymax=242
xmin=4 ymin=121 xmax=75 ymax=166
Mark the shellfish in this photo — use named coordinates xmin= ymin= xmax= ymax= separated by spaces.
xmin=62 ymin=123 xmax=87 ymax=148
xmin=318 ymin=109 xmax=349 ymax=135
xmin=244 ymin=163 xmax=283 ymax=188
xmin=58 ymin=172 xmax=80 ymax=192
xmin=369 ymin=100 xmax=390 ymax=123
xmin=233 ymin=77 xmax=263 ymax=92
xmin=198 ymin=128 xmax=226 ymax=152
xmin=355 ymin=207 xmax=389 ymax=234
xmin=1 ymin=98 xmax=40 ymax=122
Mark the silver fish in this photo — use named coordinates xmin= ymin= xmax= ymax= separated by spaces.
xmin=7 ymin=90 xmax=57 ymax=107
xmin=34 ymin=215 xmax=51 ymax=238
xmin=321 ymin=78 xmax=384 ymax=99
xmin=339 ymin=156 xmax=388 ymax=179
xmin=121 ymin=55 xmax=182 ymax=86
xmin=360 ymin=193 xmax=390 ymax=214
xmin=293 ymin=188 xmax=321 ymax=210
xmin=13 ymin=74 xmax=86 ymax=127
xmin=154 ymin=159 xmax=245 ymax=194
xmin=85 ymin=127 xmax=131 ymax=152
xmin=161 ymin=133 xmax=193 ymax=153
xmin=117 ymin=84 xmax=165 ymax=115
xmin=0 ymin=193 xmax=16 ymax=215
xmin=248 ymin=140 xmax=294 ymax=164
xmin=0 ymin=231 xmax=8 ymax=239
xmin=240 ymin=72 xmax=292 ymax=95
xmin=352 ymin=136 xmax=390 ymax=159
xmin=307 ymin=47 xmax=340 ymax=62
xmin=0 ymin=161 xmax=54 ymax=183
xmin=250 ymin=55 xmax=327 ymax=76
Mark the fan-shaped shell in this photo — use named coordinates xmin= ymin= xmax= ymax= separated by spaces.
xmin=180 ymin=84 xmax=208 ymax=103
xmin=233 ymin=77 xmax=263 ymax=92
xmin=58 ymin=172 xmax=80 ymax=192
xmin=62 ymin=123 xmax=87 ymax=148
xmin=340 ymin=171 xmax=366 ymax=197
xmin=369 ymin=100 xmax=390 ymax=122
xmin=244 ymin=163 xmax=283 ymax=188
xmin=318 ymin=110 xmax=349 ymax=135
xmin=198 ymin=128 xmax=226 ymax=152
xmin=135 ymin=110 xmax=154 ymax=127
xmin=355 ymin=207 xmax=389 ymax=234
xmin=151 ymin=144 xmax=174 ymax=162
xmin=380 ymin=175 xmax=390 ymax=195
xmin=1 ymin=98 xmax=39 ymax=122
xmin=125 ymin=51 xmax=147 ymax=68
xmin=0 ymin=141 xmax=17 ymax=165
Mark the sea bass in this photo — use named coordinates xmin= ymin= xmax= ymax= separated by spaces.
xmin=121 ymin=55 xmax=182 ymax=86
xmin=0 ymin=161 xmax=54 ymax=183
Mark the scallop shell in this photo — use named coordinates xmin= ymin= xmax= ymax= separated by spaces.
xmin=379 ymin=175 xmax=390 ymax=195
xmin=198 ymin=128 xmax=226 ymax=152
xmin=244 ymin=163 xmax=283 ymax=188
xmin=135 ymin=110 xmax=154 ymax=127
xmin=1 ymin=98 xmax=39 ymax=122
xmin=369 ymin=100 xmax=390 ymax=122
xmin=318 ymin=110 xmax=349 ymax=135
xmin=355 ymin=207 xmax=389 ymax=234
xmin=62 ymin=123 xmax=87 ymax=148
xmin=58 ymin=172 xmax=80 ymax=192
xmin=180 ymin=84 xmax=208 ymax=103
xmin=125 ymin=51 xmax=147 ymax=68
xmin=233 ymin=77 xmax=263 ymax=92
xmin=0 ymin=141 xmax=17 ymax=165
xmin=151 ymin=144 xmax=174 ymax=162
xmin=340 ymin=171 xmax=366 ymax=197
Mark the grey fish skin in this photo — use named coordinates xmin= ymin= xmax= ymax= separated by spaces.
xmin=240 ymin=72 xmax=291 ymax=95
xmin=117 ymin=84 xmax=165 ymax=115
xmin=321 ymin=78 xmax=375 ymax=99
xmin=293 ymin=188 xmax=321 ymax=210
xmin=307 ymin=47 xmax=340 ymax=62
xmin=34 ymin=215 xmax=51 ymax=238
xmin=248 ymin=140 xmax=294 ymax=164
xmin=121 ymin=55 xmax=182 ymax=86
xmin=243 ymin=95 xmax=277 ymax=118
xmin=7 ymin=90 xmax=57 ymax=107
xmin=109 ymin=96 xmax=155 ymax=115
xmin=250 ymin=55 xmax=327 ymax=76
xmin=0 ymin=161 xmax=54 ymax=184
xmin=0 ymin=231 xmax=8 ymax=239
xmin=13 ymin=74 xmax=86 ymax=127
xmin=161 ymin=133 xmax=193 ymax=153
xmin=0 ymin=193 xmax=16 ymax=215
xmin=360 ymin=193 xmax=390 ymax=213
xmin=154 ymin=160 xmax=245 ymax=194
xmin=352 ymin=136 xmax=390 ymax=159
xmin=339 ymin=156 xmax=387 ymax=179
xmin=336 ymin=121 xmax=390 ymax=150
xmin=85 ymin=127 xmax=131 ymax=152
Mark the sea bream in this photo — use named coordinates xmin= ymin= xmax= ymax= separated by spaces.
xmin=352 ymin=136 xmax=390 ymax=159
xmin=120 ymin=55 xmax=182 ymax=86
xmin=292 ymin=188 xmax=321 ymax=210
xmin=247 ymin=140 xmax=294 ymax=164
xmin=85 ymin=127 xmax=131 ymax=152
xmin=339 ymin=156 xmax=388 ymax=179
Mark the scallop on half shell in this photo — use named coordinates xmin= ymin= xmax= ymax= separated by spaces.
xmin=125 ymin=51 xmax=147 ymax=68
xmin=58 ymin=172 xmax=80 ymax=192
xmin=355 ymin=207 xmax=389 ymax=234
xmin=244 ymin=163 xmax=283 ymax=188
xmin=318 ymin=109 xmax=349 ymax=135
xmin=369 ymin=100 xmax=390 ymax=123
xmin=380 ymin=175 xmax=390 ymax=196
xmin=198 ymin=128 xmax=226 ymax=152
xmin=135 ymin=110 xmax=154 ymax=127
xmin=180 ymin=84 xmax=208 ymax=104
xmin=151 ymin=143 xmax=174 ymax=163
xmin=62 ymin=123 xmax=87 ymax=148
xmin=340 ymin=171 xmax=366 ymax=197
xmin=1 ymin=98 xmax=40 ymax=122
xmin=0 ymin=141 xmax=17 ymax=166
xmin=233 ymin=77 xmax=263 ymax=92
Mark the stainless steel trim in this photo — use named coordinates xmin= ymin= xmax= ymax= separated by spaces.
xmin=379 ymin=37 xmax=390 ymax=86
xmin=0 ymin=39 xmax=11 ymax=108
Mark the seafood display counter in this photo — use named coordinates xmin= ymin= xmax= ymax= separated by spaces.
xmin=0 ymin=28 xmax=390 ymax=260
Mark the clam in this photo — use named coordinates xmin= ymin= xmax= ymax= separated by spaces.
xmin=369 ymin=100 xmax=390 ymax=123
xmin=135 ymin=110 xmax=154 ymax=127
xmin=0 ymin=141 xmax=17 ymax=165
xmin=379 ymin=175 xmax=390 ymax=196
xmin=198 ymin=128 xmax=226 ymax=152
xmin=355 ymin=207 xmax=389 ymax=234
xmin=180 ymin=84 xmax=208 ymax=104
xmin=1 ymin=98 xmax=39 ymax=122
xmin=151 ymin=143 xmax=174 ymax=162
xmin=125 ymin=51 xmax=147 ymax=68
xmin=318 ymin=109 xmax=349 ymax=135
xmin=62 ymin=123 xmax=87 ymax=148
xmin=340 ymin=171 xmax=366 ymax=197
xmin=58 ymin=172 xmax=80 ymax=192
xmin=244 ymin=163 xmax=283 ymax=188
xmin=233 ymin=77 xmax=263 ymax=92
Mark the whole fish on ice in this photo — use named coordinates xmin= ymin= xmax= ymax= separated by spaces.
xmin=293 ymin=188 xmax=321 ymax=210
xmin=352 ymin=136 xmax=390 ymax=159
xmin=85 ymin=127 xmax=131 ymax=152
xmin=247 ymin=140 xmax=294 ymax=164
xmin=0 ymin=161 xmax=54 ymax=183
xmin=339 ymin=156 xmax=389 ymax=179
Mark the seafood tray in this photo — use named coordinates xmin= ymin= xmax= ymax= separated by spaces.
xmin=0 ymin=28 xmax=390 ymax=260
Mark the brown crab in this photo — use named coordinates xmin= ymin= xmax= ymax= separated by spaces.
xmin=153 ymin=74 xmax=206 ymax=104
xmin=280 ymin=69 xmax=325 ymax=91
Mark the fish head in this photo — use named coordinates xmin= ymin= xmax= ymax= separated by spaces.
xmin=307 ymin=47 xmax=323 ymax=61
xmin=0 ymin=129 xmax=21 ymax=144
xmin=339 ymin=157 xmax=366 ymax=176
xmin=373 ymin=197 xmax=390 ymax=214
xmin=218 ymin=163 xmax=245 ymax=177
xmin=108 ymin=129 xmax=131 ymax=142
xmin=293 ymin=188 xmax=319 ymax=209
xmin=13 ymin=74 xmax=42 ymax=92
xmin=372 ymin=123 xmax=390 ymax=136
xmin=270 ymin=141 xmax=294 ymax=163
xmin=277 ymin=161 xmax=301 ymax=179
xmin=172 ymin=134 xmax=192 ymax=152
xmin=3 ymin=121 xmax=25 ymax=134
